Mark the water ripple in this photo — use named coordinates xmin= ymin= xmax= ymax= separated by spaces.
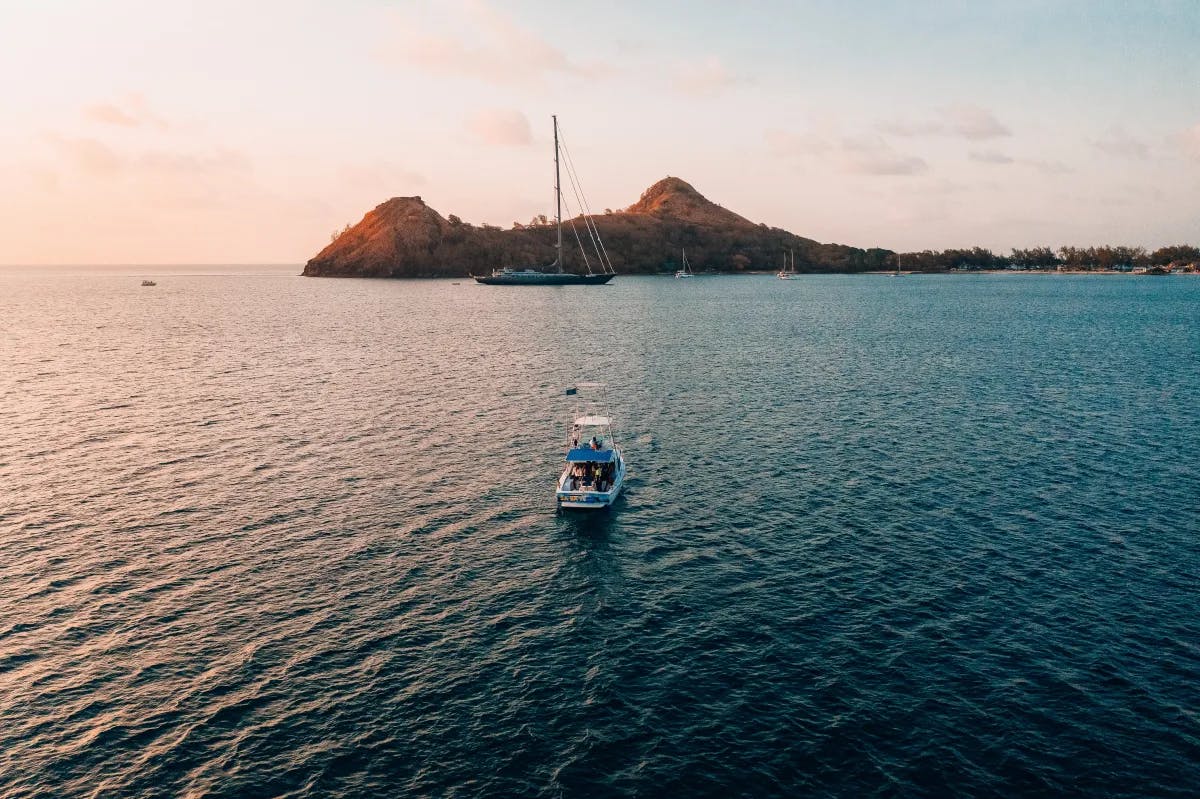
xmin=0 ymin=270 xmax=1198 ymax=797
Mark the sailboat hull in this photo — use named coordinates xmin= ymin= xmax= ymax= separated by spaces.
xmin=472 ymin=272 xmax=614 ymax=286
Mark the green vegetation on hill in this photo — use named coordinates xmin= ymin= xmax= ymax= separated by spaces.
xmin=302 ymin=177 xmax=1198 ymax=278
xmin=898 ymin=244 xmax=1200 ymax=272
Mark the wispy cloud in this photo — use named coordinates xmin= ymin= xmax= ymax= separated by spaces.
xmin=382 ymin=0 xmax=607 ymax=85
xmin=1090 ymin=126 xmax=1149 ymax=159
xmin=1171 ymin=123 xmax=1200 ymax=161
xmin=467 ymin=108 xmax=533 ymax=146
xmin=942 ymin=104 xmax=1010 ymax=140
xmin=875 ymin=119 xmax=944 ymax=137
xmin=671 ymin=57 xmax=744 ymax=96
xmin=767 ymin=129 xmax=927 ymax=176
xmin=970 ymin=149 xmax=1014 ymax=165
xmin=43 ymin=135 xmax=125 ymax=175
xmin=44 ymin=134 xmax=251 ymax=179
xmin=337 ymin=161 xmax=426 ymax=190
xmin=876 ymin=105 xmax=1011 ymax=141
xmin=82 ymin=93 xmax=168 ymax=131
xmin=1023 ymin=158 xmax=1073 ymax=175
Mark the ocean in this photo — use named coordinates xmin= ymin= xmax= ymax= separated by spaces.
xmin=2 ymin=266 xmax=1198 ymax=797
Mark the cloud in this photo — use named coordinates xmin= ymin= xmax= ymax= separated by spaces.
xmin=942 ymin=104 xmax=1010 ymax=140
xmin=1022 ymin=159 xmax=1074 ymax=175
xmin=44 ymin=134 xmax=251 ymax=180
xmin=840 ymin=135 xmax=928 ymax=174
xmin=337 ymin=161 xmax=426 ymax=190
xmin=467 ymin=108 xmax=533 ymax=146
xmin=84 ymin=104 xmax=139 ymax=127
xmin=875 ymin=105 xmax=1010 ymax=141
xmin=82 ymin=93 xmax=168 ymax=130
xmin=767 ymin=129 xmax=927 ymax=175
xmin=1090 ymin=126 xmax=1149 ymax=159
xmin=970 ymin=149 xmax=1014 ymax=165
xmin=383 ymin=0 xmax=607 ymax=85
xmin=1171 ymin=123 xmax=1200 ymax=161
xmin=875 ymin=119 xmax=944 ymax=137
xmin=138 ymin=148 xmax=251 ymax=176
xmin=672 ymin=57 xmax=744 ymax=96
xmin=44 ymin=135 xmax=125 ymax=175
xmin=766 ymin=129 xmax=832 ymax=157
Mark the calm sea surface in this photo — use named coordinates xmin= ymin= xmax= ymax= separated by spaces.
xmin=2 ymin=266 xmax=1198 ymax=797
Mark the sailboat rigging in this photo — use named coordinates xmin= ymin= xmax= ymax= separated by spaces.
xmin=777 ymin=249 xmax=797 ymax=279
xmin=675 ymin=248 xmax=694 ymax=278
xmin=473 ymin=116 xmax=616 ymax=286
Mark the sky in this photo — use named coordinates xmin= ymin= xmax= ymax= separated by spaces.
xmin=1 ymin=0 xmax=1197 ymax=264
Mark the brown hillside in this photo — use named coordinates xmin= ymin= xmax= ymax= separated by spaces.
xmin=302 ymin=178 xmax=889 ymax=278
xmin=626 ymin=176 xmax=755 ymax=229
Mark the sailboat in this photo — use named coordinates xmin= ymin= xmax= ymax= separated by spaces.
xmin=777 ymin=249 xmax=797 ymax=279
xmin=675 ymin=248 xmax=694 ymax=278
xmin=556 ymin=383 xmax=626 ymax=509
xmin=473 ymin=116 xmax=615 ymax=286
xmin=889 ymin=251 xmax=905 ymax=277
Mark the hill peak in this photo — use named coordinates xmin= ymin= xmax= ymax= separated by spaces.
xmin=626 ymin=176 xmax=753 ymax=227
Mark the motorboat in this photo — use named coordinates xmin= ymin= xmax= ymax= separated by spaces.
xmin=141 ymin=280 xmax=157 ymax=286
xmin=556 ymin=383 xmax=626 ymax=509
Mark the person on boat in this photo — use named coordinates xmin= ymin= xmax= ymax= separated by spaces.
xmin=589 ymin=436 xmax=599 ymax=449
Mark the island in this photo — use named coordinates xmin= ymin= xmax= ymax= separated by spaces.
xmin=302 ymin=177 xmax=1199 ymax=278
xmin=302 ymin=177 xmax=891 ymax=278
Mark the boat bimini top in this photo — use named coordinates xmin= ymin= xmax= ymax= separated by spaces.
xmin=566 ymin=448 xmax=616 ymax=463
xmin=574 ymin=415 xmax=610 ymax=427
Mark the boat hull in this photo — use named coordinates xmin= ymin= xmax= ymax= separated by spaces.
xmin=556 ymin=478 xmax=624 ymax=509
xmin=473 ymin=272 xmax=614 ymax=286
xmin=556 ymin=457 xmax=625 ymax=509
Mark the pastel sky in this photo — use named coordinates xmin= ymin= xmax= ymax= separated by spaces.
xmin=2 ymin=0 xmax=1197 ymax=264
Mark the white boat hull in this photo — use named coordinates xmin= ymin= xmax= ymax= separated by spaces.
xmin=556 ymin=459 xmax=625 ymax=509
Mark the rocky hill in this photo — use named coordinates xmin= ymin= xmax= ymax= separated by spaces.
xmin=302 ymin=177 xmax=890 ymax=278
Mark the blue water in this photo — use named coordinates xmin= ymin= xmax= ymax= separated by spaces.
xmin=2 ymin=268 xmax=1198 ymax=797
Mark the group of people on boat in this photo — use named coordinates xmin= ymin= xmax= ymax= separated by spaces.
xmin=565 ymin=462 xmax=616 ymax=493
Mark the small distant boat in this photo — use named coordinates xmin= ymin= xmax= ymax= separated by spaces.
xmin=141 ymin=280 xmax=157 ymax=286
xmin=473 ymin=116 xmax=615 ymax=286
xmin=675 ymin=247 xmax=694 ymax=278
xmin=777 ymin=249 xmax=797 ymax=279
xmin=556 ymin=383 xmax=626 ymax=510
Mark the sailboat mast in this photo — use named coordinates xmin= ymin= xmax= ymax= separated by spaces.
xmin=553 ymin=115 xmax=563 ymax=274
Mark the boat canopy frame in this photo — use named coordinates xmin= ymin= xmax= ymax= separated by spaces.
xmin=565 ymin=382 xmax=619 ymax=453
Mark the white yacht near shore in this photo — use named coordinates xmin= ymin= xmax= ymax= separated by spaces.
xmin=472 ymin=116 xmax=615 ymax=286
xmin=778 ymin=250 xmax=797 ymax=279
xmin=675 ymin=248 xmax=694 ymax=278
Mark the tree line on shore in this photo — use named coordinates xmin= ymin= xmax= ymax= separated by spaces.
xmin=896 ymin=244 xmax=1200 ymax=271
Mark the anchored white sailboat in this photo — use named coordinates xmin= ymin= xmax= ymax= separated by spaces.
xmin=556 ymin=383 xmax=626 ymax=510
xmin=675 ymin=248 xmax=694 ymax=278
xmin=777 ymin=249 xmax=797 ymax=279
xmin=473 ymin=116 xmax=615 ymax=286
